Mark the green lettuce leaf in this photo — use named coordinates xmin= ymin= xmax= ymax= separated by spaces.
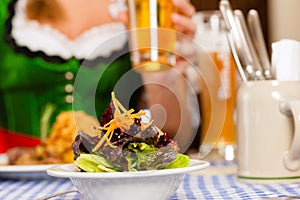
xmin=164 ymin=154 xmax=190 ymax=169
xmin=127 ymin=142 xmax=157 ymax=153
xmin=126 ymin=142 xmax=178 ymax=171
xmin=74 ymin=153 xmax=120 ymax=172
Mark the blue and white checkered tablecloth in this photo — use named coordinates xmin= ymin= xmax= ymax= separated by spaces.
xmin=1 ymin=161 xmax=300 ymax=200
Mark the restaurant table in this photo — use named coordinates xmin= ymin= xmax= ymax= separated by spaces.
xmin=1 ymin=157 xmax=300 ymax=200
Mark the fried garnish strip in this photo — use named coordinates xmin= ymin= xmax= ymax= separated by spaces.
xmin=92 ymin=92 xmax=150 ymax=151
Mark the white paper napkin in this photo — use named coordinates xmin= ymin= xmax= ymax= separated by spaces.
xmin=272 ymin=39 xmax=300 ymax=81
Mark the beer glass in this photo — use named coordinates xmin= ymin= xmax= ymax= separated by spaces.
xmin=193 ymin=11 xmax=237 ymax=161
xmin=126 ymin=0 xmax=177 ymax=72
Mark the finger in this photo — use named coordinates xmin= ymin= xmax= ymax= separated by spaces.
xmin=174 ymin=60 xmax=189 ymax=77
xmin=172 ymin=13 xmax=196 ymax=37
xmin=172 ymin=0 xmax=195 ymax=17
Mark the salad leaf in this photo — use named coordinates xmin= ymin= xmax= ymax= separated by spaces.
xmin=164 ymin=154 xmax=190 ymax=169
xmin=132 ymin=146 xmax=177 ymax=171
xmin=74 ymin=155 xmax=100 ymax=172
xmin=125 ymin=142 xmax=178 ymax=171
xmin=74 ymin=153 xmax=120 ymax=172
xmin=126 ymin=153 xmax=137 ymax=172
xmin=127 ymin=142 xmax=157 ymax=153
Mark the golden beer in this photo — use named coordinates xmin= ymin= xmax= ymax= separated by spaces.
xmin=127 ymin=0 xmax=177 ymax=72
xmin=199 ymin=52 xmax=236 ymax=151
xmin=193 ymin=10 xmax=237 ymax=160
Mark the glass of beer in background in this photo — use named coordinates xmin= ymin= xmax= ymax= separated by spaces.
xmin=193 ymin=11 xmax=237 ymax=161
xmin=126 ymin=0 xmax=177 ymax=72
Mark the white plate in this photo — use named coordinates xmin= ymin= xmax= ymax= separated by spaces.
xmin=0 ymin=154 xmax=57 ymax=179
xmin=47 ymin=159 xmax=209 ymax=200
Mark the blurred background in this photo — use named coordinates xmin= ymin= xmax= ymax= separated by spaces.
xmin=189 ymin=0 xmax=300 ymax=159
xmin=191 ymin=0 xmax=300 ymax=54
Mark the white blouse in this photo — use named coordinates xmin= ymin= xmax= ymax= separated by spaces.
xmin=11 ymin=0 xmax=128 ymax=60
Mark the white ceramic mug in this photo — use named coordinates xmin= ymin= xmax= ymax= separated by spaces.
xmin=237 ymin=80 xmax=300 ymax=181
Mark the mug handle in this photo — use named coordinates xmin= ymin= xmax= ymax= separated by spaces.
xmin=280 ymin=100 xmax=300 ymax=171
